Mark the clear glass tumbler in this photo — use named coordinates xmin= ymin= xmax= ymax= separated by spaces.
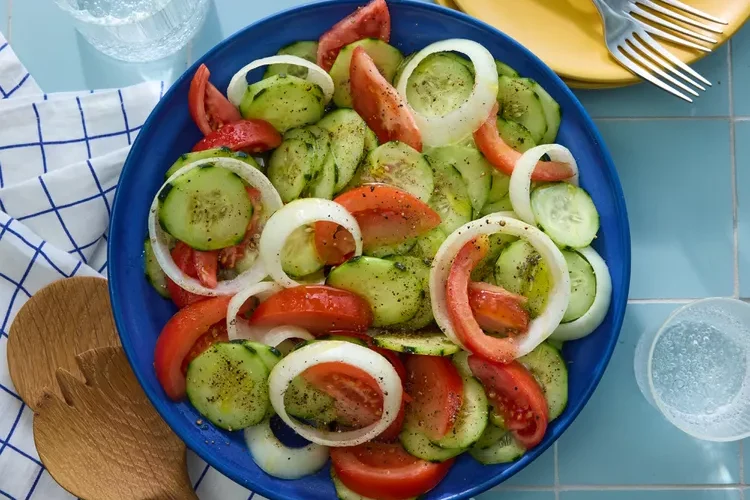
xmin=53 ymin=0 xmax=210 ymax=62
xmin=634 ymin=298 xmax=750 ymax=441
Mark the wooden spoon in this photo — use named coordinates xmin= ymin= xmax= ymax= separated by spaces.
xmin=33 ymin=346 xmax=197 ymax=500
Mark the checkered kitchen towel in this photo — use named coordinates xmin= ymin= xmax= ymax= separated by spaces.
xmin=0 ymin=33 xmax=271 ymax=500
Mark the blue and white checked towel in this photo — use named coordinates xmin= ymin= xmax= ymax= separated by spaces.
xmin=0 ymin=33 xmax=269 ymax=500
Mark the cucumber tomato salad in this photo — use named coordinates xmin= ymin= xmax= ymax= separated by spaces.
xmin=144 ymin=1 xmax=613 ymax=498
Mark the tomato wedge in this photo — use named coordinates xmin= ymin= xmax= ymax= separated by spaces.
xmin=331 ymin=442 xmax=453 ymax=500
xmin=317 ymin=0 xmax=391 ymax=72
xmin=404 ymin=355 xmax=463 ymax=441
xmin=474 ymin=103 xmax=574 ymax=182
xmin=180 ymin=321 xmax=228 ymax=375
xmin=188 ymin=63 xmax=242 ymax=136
xmin=469 ymin=281 xmax=530 ymax=334
xmin=350 ymin=46 xmax=422 ymax=152
xmin=154 ymin=296 xmax=233 ymax=400
xmin=315 ymin=185 xmax=440 ymax=265
xmin=192 ymin=120 xmax=282 ymax=154
xmin=218 ymin=187 xmax=263 ymax=269
xmin=446 ymin=236 xmax=519 ymax=363
xmin=166 ymin=242 xmax=207 ymax=309
xmin=468 ymin=356 xmax=549 ymax=449
xmin=192 ymin=250 xmax=219 ymax=289
xmin=249 ymin=285 xmax=373 ymax=334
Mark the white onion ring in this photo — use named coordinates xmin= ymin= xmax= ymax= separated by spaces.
xmin=509 ymin=144 xmax=579 ymax=226
xmin=244 ymin=418 xmax=329 ymax=479
xmin=227 ymin=55 xmax=335 ymax=108
xmin=551 ymin=246 xmax=612 ymax=341
xmin=395 ymin=39 xmax=498 ymax=147
xmin=259 ymin=199 xmax=362 ymax=288
xmin=259 ymin=325 xmax=314 ymax=347
xmin=227 ymin=282 xmax=283 ymax=340
xmin=430 ymin=214 xmax=571 ymax=358
xmin=148 ymin=157 xmax=283 ymax=296
xmin=268 ymin=341 xmax=402 ymax=447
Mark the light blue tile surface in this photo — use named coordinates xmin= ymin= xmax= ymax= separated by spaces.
xmin=731 ymin=25 xmax=750 ymax=116
xmin=0 ymin=0 xmax=6 ymax=35
xmin=735 ymin=121 xmax=750 ymax=296
xmin=498 ymin=446 xmax=555 ymax=487
xmin=557 ymin=303 xmax=741 ymax=485
xmin=478 ymin=491 xmax=554 ymax=500
xmin=597 ymin=119 xmax=734 ymax=299
xmin=560 ymin=490 xmax=741 ymax=500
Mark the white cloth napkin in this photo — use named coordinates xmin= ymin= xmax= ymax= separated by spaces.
xmin=0 ymin=33 xmax=267 ymax=500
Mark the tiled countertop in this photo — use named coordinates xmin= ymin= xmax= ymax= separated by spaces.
xmin=1 ymin=1 xmax=748 ymax=499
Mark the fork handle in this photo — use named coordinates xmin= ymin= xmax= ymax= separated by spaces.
xmin=590 ymin=0 xmax=622 ymax=19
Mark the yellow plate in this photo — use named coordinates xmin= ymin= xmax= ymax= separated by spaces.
xmin=438 ymin=0 xmax=750 ymax=86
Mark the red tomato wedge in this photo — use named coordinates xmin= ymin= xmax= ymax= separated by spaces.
xmin=404 ymin=355 xmax=463 ymax=441
xmin=315 ymin=185 xmax=440 ymax=265
xmin=317 ymin=0 xmax=391 ymax=72
xmin=468 ymin=356 xmax=549 ymax=449
xmin=180 ymin=321 xmax=228 ymax=375
xmin=154 ymin=296 xmax=233 ymax=400
xmin=218 ymin=187 xmax=263 ymax=269
xmin=303 ymin=362 xmax=384 ymax=428
xmin=166 ymin=242 xmax=206 ymax=309
xmin=249 ymin=285 xmax=373 ymax=334
xmin=446 ymin=236 xmax=519 ymax=363
xmin=469 ymin=281 xmax=530 ymax=334
xmin=192 ymin=250 xmax=219 ymax=289
xmin=192 ymin=120 xmax=282 ymax=154
xmin=350 ymin=47 xmax=422 ymax=152
xmin=188 ymin=63 xmax=242 ymax=136
xmin=331 ymin=442 xmax=453 ymax=500
xmin=474 ymin=103 xmax=574 ymax=182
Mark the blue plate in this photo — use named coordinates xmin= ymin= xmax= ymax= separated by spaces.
xmin=108 ymin=1 xmax=631 ymax=498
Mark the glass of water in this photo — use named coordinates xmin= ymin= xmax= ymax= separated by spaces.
xmin=634 ymin=298 xmax=750 ymax=441
xmin=53 ymin=0 xmax=210 ymax=62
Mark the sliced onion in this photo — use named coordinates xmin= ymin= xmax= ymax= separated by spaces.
xmin=244 ymin=418 xmax=329 ymax=479
xmin=430 ymin=214 xmax=570 ymax=358
xmin=509 ymin=144 xmax=579 ymax=226
xmin=227 ymin=282 xmax=283 ymax=341
xmin=269 ymin=340 xmax=402 ymax=447
xmin=259 ymin=199 xmax=362 ymax=288
xmin=227 ymin=55 xmax=335 ymax=108
xmin=148 ymin=157 xmax=283 ymax=296
xmin=259 ymin=325 xmax=314 ymax=347
xmin=395 ymin=39 xmax=498 ymax=147
xmin=551 ymin=246 xmax=612 ymax=341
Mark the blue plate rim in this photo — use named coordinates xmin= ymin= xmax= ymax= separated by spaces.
xmin=108 ymin=1 xmax=631 ymax=498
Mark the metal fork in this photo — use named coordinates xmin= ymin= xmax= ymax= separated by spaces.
xmin=591 ymin=0 xmax=728 ymax=102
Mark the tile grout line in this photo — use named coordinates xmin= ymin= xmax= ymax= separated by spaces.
xmin=729 ymin=38 xmax=740 ymax=302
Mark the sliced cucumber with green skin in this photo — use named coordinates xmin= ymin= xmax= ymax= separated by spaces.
xmin=495 ymin=239 xmax=551 ymax=317
xmin=366 ymin=238 xmax=417 ymax=259
xmin=315 ymin=334 xmax=368 ymax=346
xmin=412 ymin=228 xmax=446 ymax=260
xmin=426 ymin=145 xmax=492 ymax=216
xmin=373 ymin=329 xmax=460 ymax=356
xmin=469 ymin=424 xmax=525 ymax=464
xmin=289 ymin=125 xmax=336 ymax=200
xmin=284 ymin=126 xmax=329 ymax=172
xmin=547 ymin=338 xmax=565 ymax=351
xmin=527 ymin=79 xmax=562 ymax=144
xmin=241 ymin=340 xmax=282 ymax=371
xmin=519 ymin=342 xmax=568 ymax=420
xmin=263 ymin=41 xmax=319 ymax=79
xmin=399 ymin=425 xmax=464 ymax=462
xmin=240 ymin=74 xmax=325 ymax=133
xmin=497 ymin=75 xmax=547 ymax=144
xmin=144 ymin=239 xmax=169 ymax=298
xmin=426 ymin=154 xmax=472 ymax=235
xmin=268 ymin=139 xmax=317 ymax=203
xmin=487 ymin=169 xmax=511 ymax=204
xmin=495 ymin=60 xmax=520 ymax=78
xmin=185 ymin=342 xmax=269 ymax=430
xmin=284 ymin=376 xmax=337 ymax=424
xmin=434 ymin=375 xmax=488 ymax=449
xmin=497 ymin=117 xmax=537 ymax=153
xmin=166 ymin=147 xmax=261 ymax=179
xmin=405 ymin=52 xmax=474 ymax=117
xmin=531 ymin=183 xmax=600 ymax=249
xmin=479 ymin=196 xmax=514 ymax=217
xmin=562 ymin=250 xmax=596 ymax=322
xmin=356 ymin=142 xmax=434 ymax=203
xmin=385 ymin=256 xmax=433 ymax=330
xmin=470 ymin=232 xmax=516 ymax=282
xmin=392 ymin=53 xmax=415 ymax=91
xmin=158 ymin=165 xmax=252 ymax=251
xmin=326 ymin=256 xmax=423 ymax=327
xmin=364 ymin=127 xmax=378 ymax=155
xmin=330 ymin=39 xmax=404 ymax=108
xmin=281 ymin=225 xmax=324 ymax=278
xmin=318 ymin=109 xmax=368 ymax=192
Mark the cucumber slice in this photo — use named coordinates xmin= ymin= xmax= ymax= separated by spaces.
xmin=527 ymin=79 xmax=561 ymax=144
xmin=284 ymin=376 xmax=337 ymax=424
xmin=330 ymin=39 xmax=404 ymax=108
xmin=385 ymin=256 xmax=433 ymax=330
xmin=495 ymin=60 xmax=519 ymax=78
xmin=241 ymin=340 xmax=282 ymax=371
xmin=263 ymin=40 xmax=319 ymax=79
xmin=366 ymin=238 xmax=417 ymax=259
xmin=240 ymin=74 xmax=325 ymax=133
xmin=281 ymin=225 xmax=324 ymax=279
xmin=487 ymin=169 xmax=511 ymax=204
xmin=372 ymin=329 xmax=460 ymax=356
xmin=166 ymin=147 xmax=261 ymax=179
xmin=495 ymin=239 xmax=551 ymax=317
xmin=326 ymin=256 xmax=423 ymax=327
xmin=318 ymin=109 xmax=369 ymax=192
xmin=469 ymin=424 xmax=525 ymax=464
xmin=304 ymin=152 xmax=337 ymax=200
xmin=364 ymin=127 xmax=378 ymax=155
xmin=405 ymin=52 xmax=474 ymax=117
xmin=496 ymin=117 xmax=536 ymax=153
xmin=357 ymin=142 xmax=434 ymax=203
xmin=497 ymin=76 xmax=547 ymax=144
xmin=158 ymin=165 xmax=253 ymax=251
xmin=413 ymin=227 xmax=446 ymax=260
xmin=399 ymin=426 xmax=464 ymax=462
xmin=519 ymin=342 xmax=568 ymax=420
xmin=144 ymin=239 xmax=169 ymax=298
xmin=185 ymin=342 xmax=269 ymax=430
xmin=531 ymin=183 xmax=599 ymax=249
xmin=392 ymin=52 xmax=415 ymax=90
xmin=284 ymin=125 xmax=329 ymax=173
xmin=434 ymin=375 xmax=488 ymax=449
xmin=451 ymin=351 xmax=472 ymax=379
xmin=426 ymin=154 xmax=472 ymax=234
xmin=470 ymin=232 xmax=516 ymax=282
xmin=268 ymin=138 xmax=317 ymax=203
xmin=315 ymin=334 xmax=368 ymax=346
xmin=479 ymin=196 xmax=514 ymax=217
xmin=427 ymin=145 xmax=492 ymax=215
xmin=562 ymin=250 xmax=596 ymax=322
